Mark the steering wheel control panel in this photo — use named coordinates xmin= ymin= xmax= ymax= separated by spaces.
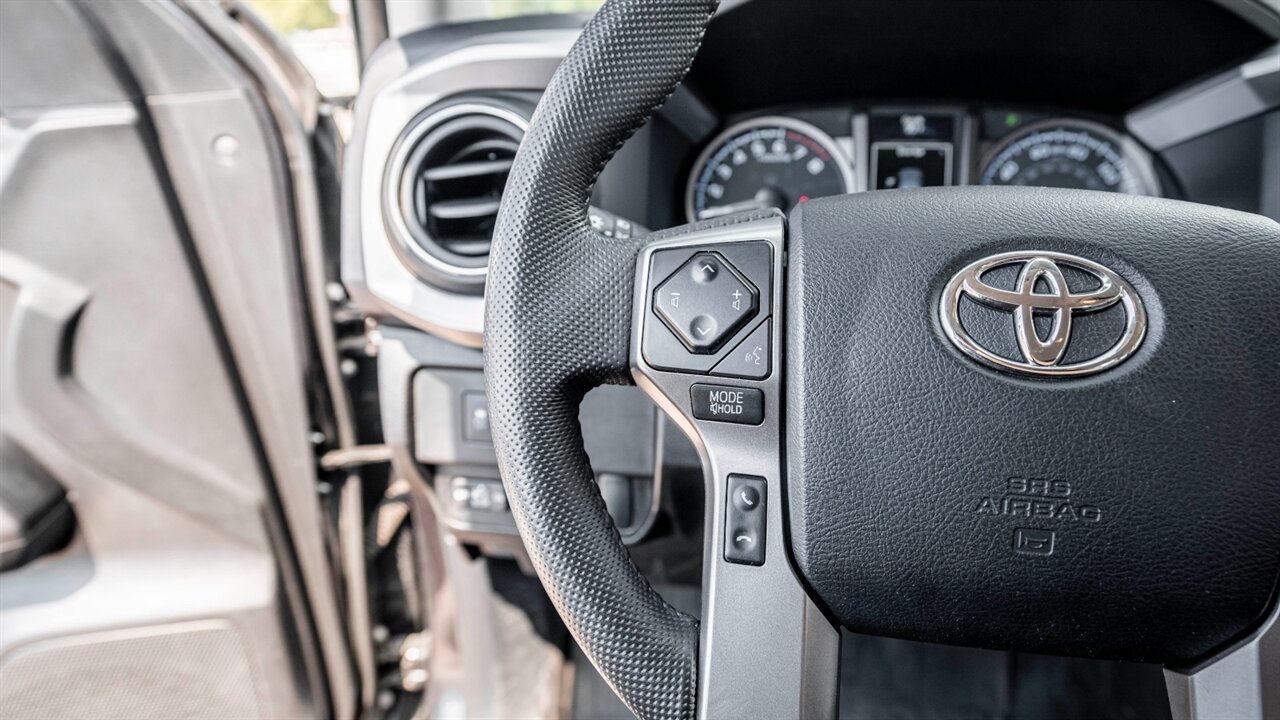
xmin=653 ymin=252 xmax=759 ymax=353
xmin=642 ymin=241 xmax=773 ymax=380
xmin=632 ymin=215 xmax=826 ymax=700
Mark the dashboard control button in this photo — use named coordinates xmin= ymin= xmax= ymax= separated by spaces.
xmin=451 ymin=476 xmax=508 ymax=513
xmin=725 ymin=474 xmax=766 ymax=566
xmin=712 ymin=320 xmax=771 ymax=379
xmin=460 ymin=391 xmax=491 ymax=442
xmin=654 ymin=252 xmax=758 ymax=354
xmin=690 ymin=384 xmax=764 ymax=425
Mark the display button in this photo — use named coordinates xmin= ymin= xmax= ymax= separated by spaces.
xmin=690 ymin=384 xmax=764 ymax=425
xmin=725 ymin=474 xmax=766 ymax=566
xmin=712 ymin=320 xmax=770 ymax=379
xmin=653 ymin=252 xmax=758 ymax=354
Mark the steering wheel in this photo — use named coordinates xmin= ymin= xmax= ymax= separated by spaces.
xmin=485 ymin=1 xmax=1280 ymax=718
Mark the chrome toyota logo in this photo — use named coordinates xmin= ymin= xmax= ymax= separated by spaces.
xmin=939 ymin=251 xmax=1146 ymax=377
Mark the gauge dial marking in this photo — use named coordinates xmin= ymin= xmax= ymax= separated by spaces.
xmin=978 ymin=119 xmax=1156 ymax=196
xmin=686 ymin=117 xmax=853 ymax=222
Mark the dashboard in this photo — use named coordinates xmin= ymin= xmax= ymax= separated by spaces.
xmin=341 ymin=0 xmax=1279 ymax=558
xmin=682 ymin=107 xmax=1161 ymax=223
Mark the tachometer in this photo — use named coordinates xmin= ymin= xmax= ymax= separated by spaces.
xmin=686 ymin=117 xmax=853 ymax=222
xmin=978 ymin=119 xmax=1157 ymax=195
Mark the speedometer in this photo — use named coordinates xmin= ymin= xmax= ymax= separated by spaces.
xmin=686 ymin=117 xmax=853 ymax=222
xmin=978 ymin=119 xmax=1157 ymax=195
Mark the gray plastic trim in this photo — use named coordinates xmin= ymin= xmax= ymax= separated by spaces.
xmin=1165 ymin=598 xmax=1280 ymax=720
xmin=412 ymin=368 xmax=661 ymax=545
xmin=631 ymin=215 xmax=839 ymax=720
xmin=1213 ymin=0 xmax=1280 ymax=39
xmin=1127 ymin=44 xmax=1280 ymax=151
xmin=345 ymin=29 xmax=578 ymax=348
xmin=0 ymin=86 xmax=309 ymax=720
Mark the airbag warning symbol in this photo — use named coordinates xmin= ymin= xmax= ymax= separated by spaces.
xmin=1013 ymin=528 xmax=1056 ymax=556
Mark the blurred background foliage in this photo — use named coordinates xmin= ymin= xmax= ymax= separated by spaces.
xmin=245 ymin=0 xmax=339 ymax=33
xmin=241 ymin=0 xmax=604 ymax=98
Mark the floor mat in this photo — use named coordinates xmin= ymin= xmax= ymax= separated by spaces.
xmin=571 ymin=616 xmax=1171 ymax=719
xmin=839 ymin=634 xmax=1171 ymax=720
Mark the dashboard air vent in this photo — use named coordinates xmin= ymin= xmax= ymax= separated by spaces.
xmin=387 ymin=103 xmax=527 ymax=291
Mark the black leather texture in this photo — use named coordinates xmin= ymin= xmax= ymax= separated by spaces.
xmin=787 ymin=187 xmax=1280 ymax=666
xmin=485 ymin=2 xmax=716 ymax=718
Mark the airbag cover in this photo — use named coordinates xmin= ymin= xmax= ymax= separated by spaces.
xmin=786 ymin=187 xmax=1280 ymax=665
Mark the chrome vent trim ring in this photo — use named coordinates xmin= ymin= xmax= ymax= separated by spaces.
xmin=382 ymin=102 xmax=528 ymax=288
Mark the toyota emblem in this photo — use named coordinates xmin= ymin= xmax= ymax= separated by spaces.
xmin=939 ymin=251 xmax=1146 ymax=377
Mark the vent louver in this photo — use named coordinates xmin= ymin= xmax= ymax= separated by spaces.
xmin=387 ymin=103 xmax=527 ymax=292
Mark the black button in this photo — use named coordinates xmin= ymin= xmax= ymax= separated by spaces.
xmin=688 ymin=315 xmax=718 ymax=342
xmin=735 ymin=485 xmax=761 ymax=510
xmin=653 ymin=252 xmax=758 ymax=354
xmin=725 ymin=474 xmax=766 ymax=566
xmin=690 ymin=384 xmax=764 ymax=425
xmin=712 ymin=320 xmax=770 ymax=379
xmin=691 ymin=256 xmax=720 ymax=283
xmin=641 ymin=243 xmax=773 ymax=375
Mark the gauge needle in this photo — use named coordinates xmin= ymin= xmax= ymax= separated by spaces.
xmin=698 ymin=198 xmax=767 ymax=219
xmin=699 ymin=187 xmax=786 ymax=219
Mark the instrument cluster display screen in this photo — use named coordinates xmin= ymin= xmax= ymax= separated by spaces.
xmin=871 ymin=142 xmax=952 ymax=190
xmin=869 ymin=111 xmax=959 ymax=190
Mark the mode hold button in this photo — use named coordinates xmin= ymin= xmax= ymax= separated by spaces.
xmin=690 ymin=384 xmax=764 ymax=425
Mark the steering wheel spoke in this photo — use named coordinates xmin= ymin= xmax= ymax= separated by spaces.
xmin=1165 ymin=608 xmax=1280 ymax=720
xmin=631 ymin=211 xmax=840 ymax=719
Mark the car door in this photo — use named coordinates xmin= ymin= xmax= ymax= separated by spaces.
xmin=0 ymin=1 xmax=357 ymax=717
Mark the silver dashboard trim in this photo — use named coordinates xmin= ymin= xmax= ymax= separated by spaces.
xmin=348 ymin=30 xmax=578 ymax=348
xmin=851 ymin=112 xmax=870 ymax=193
xmin=381 ymin=102 xmax=529 ymax=280
xmin=1127 ymin=44 xmax=1280 ymax=151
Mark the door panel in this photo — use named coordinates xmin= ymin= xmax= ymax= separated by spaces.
xmin=0 ymin=1 xmax=349 ymax=716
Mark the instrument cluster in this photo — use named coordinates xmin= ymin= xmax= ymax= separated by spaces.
xmin=684 ymin=106 xmax=1161 ymax=222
